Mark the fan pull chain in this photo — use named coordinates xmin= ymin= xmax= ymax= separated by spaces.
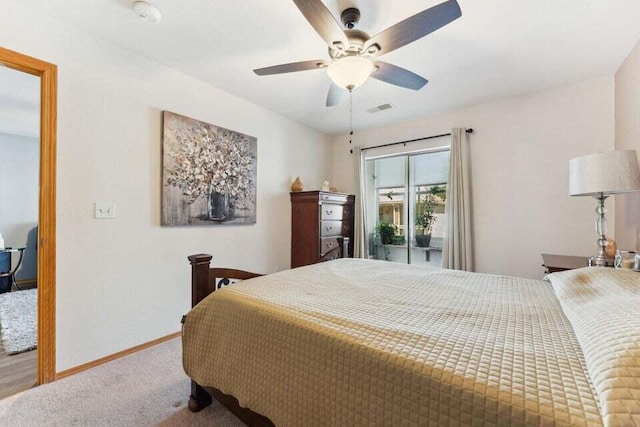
xmin=349 ymin=90 xmax=353 ymax=142
xmin=348 ymin=90 xmax=354 ymax=153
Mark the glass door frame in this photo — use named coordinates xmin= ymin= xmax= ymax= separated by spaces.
xmin=365 ymin=145 xmax=450 ymax=265
xmin=371 ymin=155 xmax=410 ymax=264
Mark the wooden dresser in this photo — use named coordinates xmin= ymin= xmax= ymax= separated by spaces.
xmin=290 ymin=191 xmax=355 ymax=268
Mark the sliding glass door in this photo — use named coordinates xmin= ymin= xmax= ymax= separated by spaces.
xmin=365 ymin=155 xmax=409 ymax=263
xmin=364 ymin=149 xmax=450 ymax=266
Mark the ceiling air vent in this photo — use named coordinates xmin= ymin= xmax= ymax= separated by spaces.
xmin=367 ymin=104 xmax=393 ymax=114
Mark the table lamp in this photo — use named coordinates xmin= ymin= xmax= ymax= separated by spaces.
xmin=569 ymin=150 xmax=640 ymax=267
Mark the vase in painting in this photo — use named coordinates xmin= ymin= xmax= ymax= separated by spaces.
xmin=208 ymin=183 xmax=228 ymax=221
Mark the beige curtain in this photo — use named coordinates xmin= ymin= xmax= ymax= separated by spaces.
xmin=353 ymin=146 xmax=368 ymax=258
xmin=442 ymin=128 xmax=473 ymax=271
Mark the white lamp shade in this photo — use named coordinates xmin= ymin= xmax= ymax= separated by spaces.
xmin=569 ymin=150 xmax=640 ymax=196
xmin=327 ymin=56 xmax=374 ymax=91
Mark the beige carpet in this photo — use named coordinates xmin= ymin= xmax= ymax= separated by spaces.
xmin=0 ymin=338 xmax=244 ymax=426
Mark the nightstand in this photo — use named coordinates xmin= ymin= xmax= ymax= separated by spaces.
xmin=541 ymin=253 xmax=590 ymax=274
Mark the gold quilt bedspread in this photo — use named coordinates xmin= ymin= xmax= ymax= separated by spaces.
xmin=183 ymin=259 xmax=604 ymax=426
xmin=547 ymin=267 xmax=640 ymax=426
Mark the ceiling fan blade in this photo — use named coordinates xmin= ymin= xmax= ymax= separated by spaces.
xmin=254 ymin=60 xmax=328 ymax=76
xmin=364 ymin=0 xmax=461 ymax=56
xmin=292 ymin=0 xmax=349 ymax=49
xmin=371 ymin=62 xmax=428 ymax=90
xmin=326 ymin=83 xmax=346 ymax=107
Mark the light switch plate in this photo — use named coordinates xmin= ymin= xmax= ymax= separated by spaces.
xmin=95 ymin=202 xmax=116 ymax=219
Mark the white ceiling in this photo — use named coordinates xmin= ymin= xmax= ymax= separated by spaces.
xmin=0 ymin=65 xmax=39 ymax=138
xmin=18 ymin=0 xmax=640 ymax=135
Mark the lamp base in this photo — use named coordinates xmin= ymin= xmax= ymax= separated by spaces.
xmin=588 ymin=255 xmax=614 ymax=267
xmin=588 ymin=194 xmax=614 ymax=268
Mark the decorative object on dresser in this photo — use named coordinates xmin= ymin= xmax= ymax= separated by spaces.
xmin=161 ymin=111 xmax=257 ymax=226
xmin=290 ymin=176 xmax=303 ymax=192
xmin=614 ymin=250 xmax=639 ymax=270
xmin=569 ymin=150 xmax=640 ymax=266
xmin=290 ymin=191 xmax=355 ymax=268
xmin=541 ymin=253 xmax=590 ymax=274
xmin=604 ymin=237 xmax=618 ymax=258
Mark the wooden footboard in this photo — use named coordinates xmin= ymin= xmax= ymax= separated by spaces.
xmin=186 ymin=254 xmax=273 ymax=425
xmin=188 ymin=253 xmax=263 ymax=306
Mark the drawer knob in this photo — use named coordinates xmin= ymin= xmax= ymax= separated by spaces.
xmin=326 ymin=210 xmax=333 ymax=215
xmin=328 ymin=242 xmax=333 ymax=247
xmin=326 ymin=226 xmax=332 ymax=231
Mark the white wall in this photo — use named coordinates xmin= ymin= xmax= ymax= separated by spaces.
xmin=0 ymin=132 xmax=39 ymax=280
xmin=0 ymin=65 xmax=40 ymax=138
xmin=333 ymin=77 xmax=615 ymax=279
xmin=0 ymin=2 xmax=332 ymax=371
xmin=614 ymin=39 xmax=640 ymax=251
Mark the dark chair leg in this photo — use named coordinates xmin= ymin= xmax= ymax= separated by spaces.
xmin=12 ymin=274 xmax=21 ymax=291
xmin=188 ymin=380 xmax=212 ymax=412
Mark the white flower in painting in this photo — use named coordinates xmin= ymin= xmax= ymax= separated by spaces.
xmin=165 ymin=123 xmax=256 ymax=209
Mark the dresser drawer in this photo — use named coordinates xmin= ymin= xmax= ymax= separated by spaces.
xmin=320 ymin=221 xmax=341 ymax=237
xmin=320 ymin=204 xmax=343 ymax=221
xmin=320 ymin=221 xmax=350 ymax=237
xmin=320 ymin=247 xmax=341 ymax=262
xmin=320 ymin=237 xmax=340 ymax=256
xmin=320 ymin=193 xmax=348 ymax=204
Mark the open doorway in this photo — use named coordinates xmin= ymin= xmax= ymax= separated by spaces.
xmin=0 ymin=64 xmax=39 ymax=398
xmin=0 ymin=47 xmax=57 ymax=394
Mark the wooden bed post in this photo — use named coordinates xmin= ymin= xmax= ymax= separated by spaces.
xmin=187 ymin=254 xmax=213 ymax=412
xmin=188 ymin=253 xmax=213 ymax=307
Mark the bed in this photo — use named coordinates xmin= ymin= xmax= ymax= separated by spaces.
xmin=182 ymin=254 xmax=640 ymax=426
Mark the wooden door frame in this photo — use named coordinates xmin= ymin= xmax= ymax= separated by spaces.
xmin=0 ymin=46 xmax=57 ymax=384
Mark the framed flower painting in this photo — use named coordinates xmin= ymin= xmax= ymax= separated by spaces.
xmin=161 ymin=111 xmax=257 ymax=225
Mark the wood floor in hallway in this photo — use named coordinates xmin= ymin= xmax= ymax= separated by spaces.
xmin=0 ymin=345 xmax=36 ymax=400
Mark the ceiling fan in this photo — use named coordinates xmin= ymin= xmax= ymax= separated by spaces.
xmin=253 ymin=0 xmax=462 ymax=107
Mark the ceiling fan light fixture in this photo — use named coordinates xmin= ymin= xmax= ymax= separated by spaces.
xmin=327 ymin=56 xmax=374 ymax=91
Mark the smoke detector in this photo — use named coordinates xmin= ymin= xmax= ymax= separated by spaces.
xmin=133 ymin=1 xmax=162 ymax=25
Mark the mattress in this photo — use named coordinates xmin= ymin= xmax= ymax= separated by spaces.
xmin=182 ymin=259 xmax=639 ymax=426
